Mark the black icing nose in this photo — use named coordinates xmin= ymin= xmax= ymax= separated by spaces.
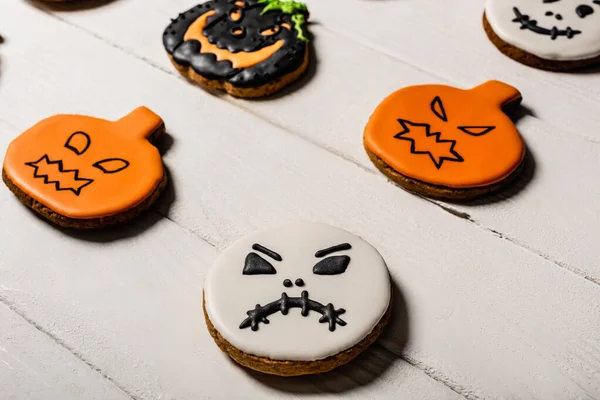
xmin=283 ymin=278 xmax=305 ymax=288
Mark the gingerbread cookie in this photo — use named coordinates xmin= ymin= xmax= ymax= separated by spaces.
xmin=2 ymin=107 xmax=167 ymax=229
xmin=484 ymin=0 xmax=600 ymax=71
xmin=163 ymin=0 xmax=310 ymax=98
xmin=203 ymin=222 xmax=392 ymax=376
xmin=364 ymin=81 xmax=525 ymax=200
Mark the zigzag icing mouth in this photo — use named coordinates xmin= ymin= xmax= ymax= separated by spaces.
xmin=239 ymin=290 xmax=347 ymax=332
xmin=25 ymin=155 xmax=94 ymax=196
xmin=512 ymin=7 xmax=581 ymax=40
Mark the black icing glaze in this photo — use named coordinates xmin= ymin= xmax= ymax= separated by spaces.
xmin=512 ymin=7 xmax=581 ymax=39
xmin=313 ymin=255 xmax=350 ymax=275
xmin=315 ymin=243 xmax=352 ymax=258
xmin=294 ymin=278 xmax=304 ymax=286
xmin=243 ymin=252 xmax=277 ymax=275
xmin=163 ymin=0 xmax=308 ymax=88
xmin=239 ymin=291 xmax=347 ymax=332
xmin=283 ymin=279 xmax=292 ymax=287
xmin=576 ymin=5 xmax=594 ymax=18
xmin=252 ymin=243 xmax=282 ymax=261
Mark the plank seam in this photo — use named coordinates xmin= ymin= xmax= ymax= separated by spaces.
xmin=16 ymin=5 xmax=600 ymax=288
xmin=0 ymin=295 xmax=139 ymax=400
xmin=314 ymin=24 xmax=600 ymax=147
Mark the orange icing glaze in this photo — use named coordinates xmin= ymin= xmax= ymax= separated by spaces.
xmin=184 ymin=10 xmax=284 ymax=69
xmin=364 ymin=81 xmax=525 ymax=188
xmin=3 ymin=107 xmax=164 ymax=219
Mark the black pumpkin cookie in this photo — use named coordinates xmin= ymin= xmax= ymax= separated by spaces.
xmin=163 ymin=0 xmax=310 ymax=98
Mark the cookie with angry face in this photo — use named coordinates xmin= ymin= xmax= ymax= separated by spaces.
xmin=364 ymin=81 xmax=526 ymax=200
xmin=2 ymin=107 xmax=167 ymax=229
xmin=484 ymin=0 xmax=600 ymax=70
xmin=203 ymin=222 xmax=392 ymax=376
xmin=163 ymin=0 xmax=310 ymax=98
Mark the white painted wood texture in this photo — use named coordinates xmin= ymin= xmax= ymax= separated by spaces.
xmin=0 ymin=0 xmax=599 ymax=399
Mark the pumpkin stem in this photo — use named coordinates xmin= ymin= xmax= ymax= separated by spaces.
xmin=115 ymin=107 xmax=164 ymax=141
xmin=470 ymin=81 xmax=522 ymax=113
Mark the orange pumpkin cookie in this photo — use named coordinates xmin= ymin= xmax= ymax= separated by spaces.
xmin=163 ymin=0 xmax=310 ymax=98
xmin=2 ymin=107 xmax=167 ymax=229
xmin=364 ymin=81 xmax=525 ymax=200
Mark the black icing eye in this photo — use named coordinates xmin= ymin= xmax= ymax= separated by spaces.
xmin=576 ymin=4 xmax=594 ymax=18
xmin=243 ymin=253 xmax=277 ymax=275
xmin=65 ymin=132 xmax=91 ymax=155
xmin=431 ymin=96 xmax=448 ymax=122
xmin=543 ymin=0 xmax=560 ymax=3
xmin=313 ymin=256 xmax=350 ymax=275
xmin=93 ymin=158 xmax=130 ymax=174
xmin=457 ymin=126 xmax=496 ymax=136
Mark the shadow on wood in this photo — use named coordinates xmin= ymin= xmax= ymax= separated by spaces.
xmin=27 ymin=0 xmax=118 ymax=12
xmin=239 ymin=279 xmax=409 ymax=394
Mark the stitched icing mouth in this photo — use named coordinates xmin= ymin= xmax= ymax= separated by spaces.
xmin=25 ymin=155 xmax=94 ymax=196
xmin=239 ymin=290 xmax=347 ymax=332
xmin=512 ymin=7 xmax=581 ymax=40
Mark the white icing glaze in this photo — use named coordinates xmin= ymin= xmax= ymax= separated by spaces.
xmin=204 ymin=222 xmax=391 ymax=361
xmin=485 ymin=0 xmax=600 ymax=61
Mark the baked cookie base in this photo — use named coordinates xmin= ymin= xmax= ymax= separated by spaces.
xmin=483 ymin=13 xmax=600 ymax=72
xmin=203 ymin=291 xmax=392 ymax=376
xmin=169 ymin=47 xmax=309 ymax=98
xmin=1 ymin=124 xmax=168 ymax=229
xmin=365 ymin=145 xmax=525 ymax=201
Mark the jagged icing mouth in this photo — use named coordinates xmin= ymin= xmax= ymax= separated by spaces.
xmin=25 ymin=155 xmax=94 ymax=196
xmin=239 ymin=290 xmax=347 ymax=332
xmin=512 ymin=7 xmax=581 ymax=40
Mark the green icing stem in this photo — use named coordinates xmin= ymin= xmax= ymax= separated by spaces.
xmin=258 ymin=0 xmax=309 ymax=42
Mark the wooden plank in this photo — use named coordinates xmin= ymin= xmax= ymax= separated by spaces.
xmin=0 ymin=3 xmax=599 ymax=399
xmin=14 ymin=0 xmax=600 ymax=281
xmin=0 ymin=302 xmax=132 ymax=400
xmin=0 ymin=141 xmax=462 ymax=400
xmin=299 ymin=0 xmax=600 ymax=143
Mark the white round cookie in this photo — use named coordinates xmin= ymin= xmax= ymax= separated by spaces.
xmin=485 ymin=0 xmax=600 ymax=61
xmin=204 ymin=222 xmax=391 ymax=362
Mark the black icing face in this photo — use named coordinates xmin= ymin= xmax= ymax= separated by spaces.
xmin=238 ymin=242 xmax=352 ymax=332
xmin=513 ymin=1 xmax=600 ymax=39
xmin=163 ymin=0 xmax=308 ymax=88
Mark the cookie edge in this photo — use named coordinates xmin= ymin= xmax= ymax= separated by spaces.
xmin=168 ymin=46 xmax=309 ymax=98
xmin=483 ymin=13 xmax=600 ymax=72
xmin=364 ymin=142 xmax=525 ymax=201
xmin=202 ymin=290 xmax=392 ymax=376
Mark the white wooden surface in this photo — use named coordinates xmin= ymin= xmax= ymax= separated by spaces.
xmin=1 ymin=0 xmax=599 ymax=399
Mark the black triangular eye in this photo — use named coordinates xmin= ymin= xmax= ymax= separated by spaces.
xmin=243 ymin=253 xmax=277 ymax=275
xmin=431 ymin=96 xmax=447 ymax=122
xmin=93 ymin=158 xmax=130 ymax=174
xmin=313 ymin=256 xmax=350 ymax=275
xmin=65 ymin=132 xmax=91 ymax=155
xmin=457 ymin=126 xmax=496 ymax=136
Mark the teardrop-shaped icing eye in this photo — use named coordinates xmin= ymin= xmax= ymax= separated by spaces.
xmin=65 ymin=132 xmax=91 ymax=155
xmin=229 ymin=8 xmax=243 ymax=22
xmin=260 ymin=26 xmax=280 ymax=36
xmin=457 ymin=126 xmax=496 ymax=136
xmin=93 ymin=158 xmax=130 ymax=174
xmin=431 ymin=97 xmax=448 ymax=122
xmin=313 ymin=256 xmax=350 ymax=275
xmin=243 ymin=253 xmax=277 ymax=275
